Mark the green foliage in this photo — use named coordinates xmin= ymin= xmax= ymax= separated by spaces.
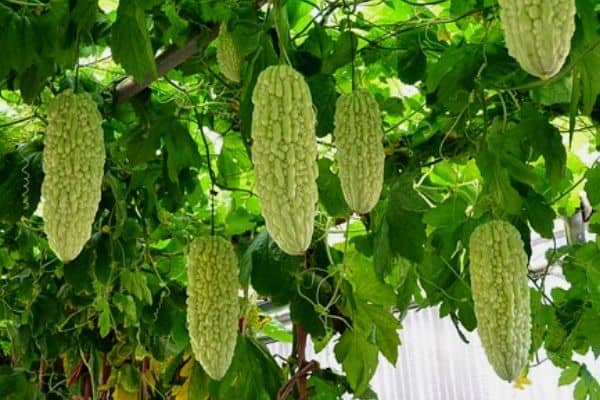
xmin=111 ymin=0 xmax=158 ymax=83
xmin=1 ymin=0 xmax=600 ymax=399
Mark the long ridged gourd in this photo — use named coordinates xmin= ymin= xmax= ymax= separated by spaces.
xmin=497 ymin=0 xmax=576 ymax=79
xmin=251 ymin=65 xmax=318 ymax=255
xmin=186 ymin=236 xmax=239 ymax=380
xmin=334 ymin=89 xmax=385 ymax=214
xmin=469 ymin=220 xmax=531 ymax=382
xmin=42 ymin=90 xmax=105 ymax=262
xmin=216 ymin=24 xmax=241 ymax=82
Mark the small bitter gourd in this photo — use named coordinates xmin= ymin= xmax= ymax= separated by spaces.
xmin=216 ymin=24 xmax=241 ymax=83
xmin=186 ymin=236 xmax=239 ymax=380
xmin=251 ymin=65 xmax=318 ymax=255
xmin=333 ymin=89 xmax=385 ymax=214
xmin=498 ymin=0 xmax=576 ymax=79
xmin=469 ymin=220 xmax=531 ymax=382
xmin=42 ymin=90 xmax=105 ymax=262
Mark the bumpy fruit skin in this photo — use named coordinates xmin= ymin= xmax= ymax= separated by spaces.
xmin=216 ymin=24 xmax=241 ymax=82
xmin=469 ymin=220 xmax=531 ymax=382
xmin=42 ymin=90 xmax=105 ymax=262
xmin=334 ymin=89 xmax=385 ymax=214
xmin=498 ymin=0 xmax=576 ymax=79
xmin=186 ymin=236 xmax=239 ymax=380
xmin=251 ymin=65 xmax=318 ymax=255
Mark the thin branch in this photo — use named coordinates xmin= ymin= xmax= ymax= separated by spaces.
xmin=0 ymin=114 xmax=37 ymax=129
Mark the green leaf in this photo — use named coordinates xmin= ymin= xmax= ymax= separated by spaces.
xmin=0 ymin=366 xmax=42 ymax=400
xmin=163 ymin=121 xmax=202 ymax=183
xmin=210 ymin=336 xmax=283 ymax=400
xmin=259 ymin=318 xmax=293 ymax=343
xmin=516 ymin=105 xmax=567 ymax=191
xmin=334 ymin=329 xmax=378 ymax=396
xmin=395 ymin=29 xmax=426 ymax=84
xmin=575 ymin=378 xmax=589 ymax=400
xmin=217 ymin=133 xmax=253 ymax=187
xmin=225 ymin=208 xmax=255 ymax=236
xmin=373 ymin=214 xmax=392 ymax=278
xmin=386 ymin=207 xmax=426 ymax=263
xmin=423 ymin=196 xmax=468 ymax=229
xmin=307 ymin=74 xmax=337 ymax=137
xmin=111 ymin=0 xmax=158 ymax=83
xmin=161 ymin=2 xmax=189 ymax=47
xmin=525 ymin=191 xmax=556 ymax=239
xmin=345 ymin=247 xmax=396 ymax=306
xmin=317 ymin=158 xmax=351 ymax=218
xmin=450 ymin=0 xmax=477 ymax=16
xmin=501 ymin=153 xmax=538 ymax=187
xmin=246 ymin=231 xmax=301 ymax=303
xmin=121 ymin=270 xmax=153 ymax=305
xmin=354 ymin=301 xmax=400 ymax=365
xmin=72 ymin=0 xmax=99 ymax=32
xmin=239 ymin=32 xmax=278 ymax=146
xmin=18 ymin=63 xmax=54 ymax=103
xmin=301 ymin=25 xmax=332 ymax=62
xmin=381 ymin=174 xmax=428 ymax=263
xmin=186 ymin=360 xmax=210 ymax=399
xmin=198 ymin=0 xmax=231 ymax=22
xmin=97 ymin=297 xmax=112 ymax=338
xmin=476 ymin=147 xmax=522 ymax=215
xmin=306 ymin=375 xmax=346 ymax=400
xmin=118 ymin=364 xmax=141 ymax=392
xmin=585 ymin=164 xmax=600 ymax=206
xmin=113 ymin=293 xmax=138 ymax=328
xmin=572 ymin=0 xmax=600 ymax=115
xmin=560 ymin=363 xmax=581 ymax=386
xmin=322 ymin=31 xmax=357 ymax=74
xmin=125 ymin=121 xmax=163 ymax=166
xmin=425 ymin=44 xmax=480 ymax=112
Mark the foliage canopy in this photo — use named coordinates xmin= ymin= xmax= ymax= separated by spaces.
xmin=1 ymin=0 xmax=600 ymax=399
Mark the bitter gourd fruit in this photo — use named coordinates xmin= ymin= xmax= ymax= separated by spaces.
xmin=42 ymin=90 xmax=105 ymax=262
xmin=498 ymin=0 xmax=576 ymax=79
xmin=251 ymin=65 xmax=318 ymax=255
xmin=333 ymin=89 xmax=385 ymax=214
xmin=216 ymin=24 xmax=241 ymax=83
xmin=469 ymin=220 xmax=531 ymax=382
xmin=186 ymin=236 xmax=239 ymax=380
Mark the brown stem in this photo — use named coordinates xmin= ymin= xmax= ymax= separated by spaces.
xmin=276 ymin=361 xmax=317 ymax=400
xmin=141 ymin=357 xmax=150 ymax=400
xmin=295 ymin=325 xmax=309 ymax=400
xmin=238 ymin=316 xmax=248 ymax=334
xmin=37 ymin=357 xmax=46 ymax=389
xmin=11 ymin=345 xmax=17 ymax=367
xmin=99 ymin=353 xmax=111 ymax=400
xmin=67 ymin=359 xmax=84 ymax=388
xmin=82 ymin=370 xmax=91 ymax=400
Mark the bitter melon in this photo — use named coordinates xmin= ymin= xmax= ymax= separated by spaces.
xmin=498 ymin=0 xmax=576 ymax=79
xmin=251 ymin=65 xmax=318 ymax=255
xmin=469 ymin=220 xmax=531 ymax=382
xmin=333 ymin=89 xmax=385 ymax=214
xmin=42 ymin=90 xmax=105 ymax=262
xmin=186 ymin=236 xmax=239 ymax=380
xmin=216 ymin=24 xmax=241 ymax=83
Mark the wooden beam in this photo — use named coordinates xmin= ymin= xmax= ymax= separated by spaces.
xmin=113 ymin=0 xmax=270 ymax=105
xmin=115 ymin=24 xmax=219 ymax=105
